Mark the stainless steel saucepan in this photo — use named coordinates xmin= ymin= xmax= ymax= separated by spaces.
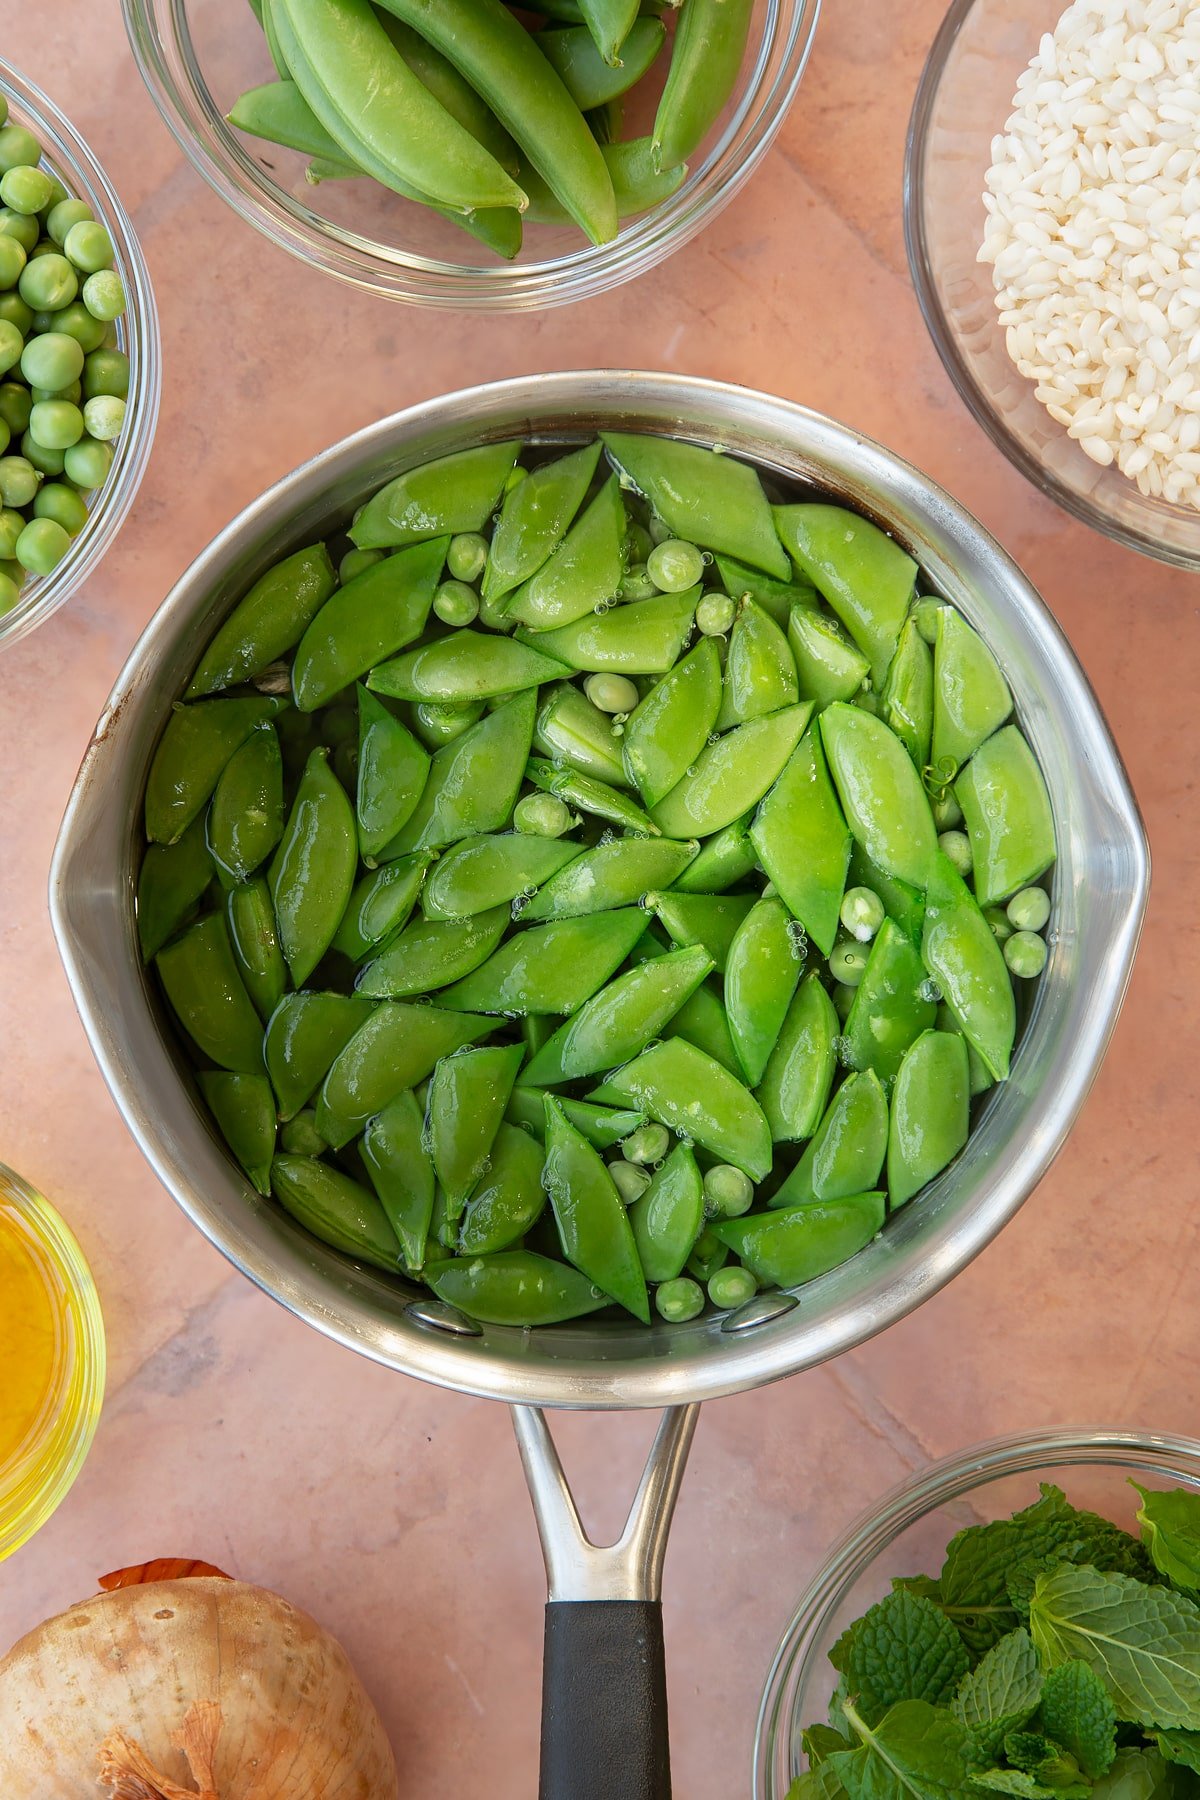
xmin=50 ymin=373 xmax=1149 ymax=1799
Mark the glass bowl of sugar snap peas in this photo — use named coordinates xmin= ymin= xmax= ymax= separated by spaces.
xmin=121 ymin=0 xmax=820 ymax=308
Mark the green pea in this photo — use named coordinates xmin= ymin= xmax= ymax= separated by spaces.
xmin=0 ymin=126 xmax=42 ymax=174
xmin=0 ymin=165 xmax=53 ymax=215
xmin=339 ymin=546 xmax=381 ymax=584
xmin=647 ymin=538 xmax=704 ymax=593
xmin=0 ymin=381 xmax=29 ymax=435
xmin=21 ymin=330 xmax=83 ymax=390
xmin=0 ymin=565 xmax=21 ymax=614
xmin=63 ymin=433 xmax=111 ymax=489
xmin=28 ymin=399 xmax=84 ymax=450
xmin=619 ymin=561 xmax=657 ymax=601
xmin=621 ymin=1122 xmax=670 ymax=1166
xmin=0 ymin=208 xmax=38 ymax=253
xmin=0 ymin=319 xmax=22 ymax=377
xmin=63 ymin=219 xmax=114 ymax=272
xmin=839 ymin=886 xmax=885 ymax=943
xmin=513 ymin=791 xmax=574 ymax=837
xmin=707 ymin=1265 xmax=756 ymax=1309
xmin=610 ymin=1159 xmax=652 ymax=1204
xmin=695 ymin=591 xmax=735 ymax=636
xmin=81 ymin=269 xmax=125 ymax=321
xmin=18 ymin=251 xmax=77 ymax=311
xmin=42 ymin=175 xmax=68 ymax=209
xmin=984 ymin=905 xmax=1014 ymax=943
xmin=0 ymin=235 xmax=25 ymax=291
xmin=655 ymin=1276 xmax=704 ymax=1322
xmin=1007 ymin=886 xmax=1050 ymax=932
xmin=83 ymin=393 xmax=125 ymax=441
xmin=15 ymin=515 xmax=70 ymax=575
xmin=46 ymin=298 xmax=108 ymax=352
xmin=703 ymin=1163 xmax=754 ymax=1218
xmin=1005 ymin=930 xmax=1047 ymax=979
xmin=938 ymin=828 xmax=973 ymax=878
xmin=46 ymin=197 xmax=93 ymax=245
xmin=0 ymin=454 xmax=38 ymax=507
xmin=828 ymin=939 xmax=869 ymax=987
xmin=432 ymin=578 xmax=479 ymax=626
xmin=583 ymin=671 xmax=639 ymax=714
xmin=0 ymin=506 xmax=22 ymax=558
xmin=0 ymin=295 xmax=31 ymax=338
xmin=33 ymin=481 xmax=88 ymax=535
xmin=447 ymin=531 xmax=488 ymax=583
xmin=625 ymin=521 xmax=653 ymax=563
xmin=21 ymin=430 xmax=65 ymax=476
xmin=82 ymin=346 xmax=129 ymax=398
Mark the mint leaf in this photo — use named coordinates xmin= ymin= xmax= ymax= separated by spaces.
xmin=788 ymin=1765 xmax=853 ymax=1800
xmin=831 ymin=1590 xmax=971 ymax=1723
xmin=1154 ymin=1728 xmax=1200 ymax=1774
xmin=1091 ymin=1747 xmax=1173 ymax=1799
xmin=895 ymin=1574 xmax=945 ymax=1604
xmin=1040 ymin=1658 xmax=1118 ymax=1777
xmin=1135 ymin=1487 xmax=1200 ymax=1596
xmin=833 ymin=1698 xmax=978 ymax=1800
xmin=1030 ymin=1564 xmax=1200 ymax=1730
xmin=970 ymin=1772 xmax=1057 ymax=1797
xmin=953 ymin=1629 xmax=1044 ymax=1760
xmin=1000 ymin=1732 xmax=1090 ymax=1796
xmin=806 ymin=1724 xmax=853 ymax=1767
xmin=1008 ymin=1550 xmax=1087 ymax=1619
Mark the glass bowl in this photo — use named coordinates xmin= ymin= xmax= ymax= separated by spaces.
xmin=905 ymin=0 xmax=1200 ymax=570
xmin=0 ymin=1164 xmax=106 ymax=1562
xmin=121 ymin=0 xmax=819 ymax=310
xmin=0 ymin=58 xmax=161 ymax=651
xmin=754 ymin=1427 xmax=1200 ymax=1798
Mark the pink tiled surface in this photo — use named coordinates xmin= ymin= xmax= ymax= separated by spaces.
xmin=2 ymin=2 xmax=1198 ymax=1794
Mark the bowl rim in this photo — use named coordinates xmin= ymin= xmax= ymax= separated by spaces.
xmin=753 ymin=1424 xmax=1200 ymax=1798
xmin=119 ymin=0 xmax=821 ymax=310
xmin=903 ymin=0 xmax=1200 ymax=573
xmin=0 ymin=55 xmax=162 ymax=650
xmin=49 ymin=370 xmax=1151 ymax=1409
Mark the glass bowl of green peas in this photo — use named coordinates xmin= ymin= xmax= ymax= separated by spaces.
xmin=0 ymin=58 xmax=160 ymax=649
xmin=121 ymin=0 xmax=820 ymax=310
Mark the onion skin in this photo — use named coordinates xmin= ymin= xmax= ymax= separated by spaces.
xmin=0 ymin=1578 xmax=399 ymax=1798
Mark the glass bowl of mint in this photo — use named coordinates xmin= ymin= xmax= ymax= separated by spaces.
xmin=755 ymin=1428 xmax=1200 ymax=1799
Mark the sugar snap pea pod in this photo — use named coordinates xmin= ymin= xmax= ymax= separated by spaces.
xmin=525 ymin=758 xmax=660 ymax=836
xmin=271 ymin=1154 xmax=404 ymax=1272
xmin=229 ymin=79 xmax=355 ymax=160
xmin=361 ymin=1088 xmax=435 ymax=1269
xmin=714 ymin=554 xmax=818 ymax=630
xmin=355 ymin=904 xmax=509 ymax=997
xmin=292 ymin=537 xmax=445 ymax=712
xmin=751 ymin=726 xmax=851 ymax=956
xmin=651 ymin=702 xmax=812 ymax=839
xmin=589 ymin=1037 xmax=772 ymax=1180
xmin=846 ymin=840 xmax=925 ymax=943
xmin=374 ymin=0 xmax=618 ymax=243
xmin=459 ymin=1121 xmax=548 ymax=1255
xmin=534 ymin=681 xmax=631 ymax=786
xmin=424 ymin=832 xmax=582 ymax=920
xmin=787 ymin=606 xmax=870 ymax=709
xmin=576 ymin=0 xmax=641 ymax=61
xmin=648 ymin=889 xmax=755 ymax=972
xmin=268 ymin=748 xmax=357 ymax=986
xmin=774 ymin=504 xmax=916 ymax=688
xmin=156 ymin=912 xmax=267 ymax=1074
xmin=137 ymin=814 xmax=214 ymax=962
xmin=717 ymin=598 xmax=799 ymax=728
xmin=652 ymin=0 xmax=754 ymax=165
xmin=622 ymin=637 xmax=722 ymax=806
xmin=671 ymin=810 xmax=757 ymax=894
xmin=931 ymin=607 xmax=1012 ymax=776
xmin=880 ymin=617 xmax=933 ymax=771
xmin=356 ymin=687 xmax=429 ymax=862
xmin=543 ymin=1096 xmax=649 ymax=1321
xmin=388 ymin=689 xmax=536 ymax=855
xmin=376 ymin=14 xmax=520 ymax=175
xmin=507 ymin=475 xmax=627 ymax=631
xmin=505 ymin=1086 xmax=646 ymax=1149
xmin=887 ymin=1029 xmax=969 ymax=1209
xmin=628 ymin=1141 xmax=704 ymax=1284
xmin=187 ymin=544 xmax=335 ymax=698
xmin=520 ymin=943 xmax=712 ymax=1086
xmin=516 ymin=135 xmax=687 ymax=223
xmin=207 ymin=724 xmax=284 ymax=885
xmin=264 ymin=991 xmax=375 ymax=1117
xmin=273 ymin=0 xmax=527 ymax=212
xmin=755 ymin=971 xmax=839 ymax=1142
xmin=430 ymin=1249 xmax=609 ymax=1326
xmin=953 ymin=724 xmax=1055 ymax=907
xmin=820 ymin=702 xmax=937 ymax=892
xmin=517 ymin=588 xmax=698 ymax=675
xmin=279 ymin=1110 xmax=327 ymax=1156
xmin=841 ymin=917 xmax=936 ymax=1085
xmin=440 ymin=907 xmax=647 ymax=1014
xmin=724 ymin=895 xmax=805 ymax=1088
xmin=602 ymin=433 xmax=789 ymax=579
xmin=686 ymin=1226 xmax=728 ymax=1283
xmin=411 ymin=700 xmax=487 ymax=751
xmin=769 ymin=1070 xmax=888 ymax=1208
xmin=368 ymin=629 xmax=571 ymax=703
xmin=711 ymin=1192 xmax=885 ymax=1289
xmin=331 ymin=853 xmax=430 ymax=961
xmin=314 ymin=1001 xmax=494 ymax=1147
xmin=540 ymin=17 xmax=664 ymax=103
xmin=145 ymin=695 xmax=286 ymax=845
xmin=227 ymin=876 xmax=287 ymax=1022
xmin=520 ymin=0 xmax=670 ymax=16
xmin=482 ymin=441 xmax=600 ymax=605
xmin=936 ymin=1003 xmax=994 ymax=1098
xmin=429 ymin=1043 xmax=525 ymax=1224
xmin=521 ymin=834 xmax=695 ymax=921
xmin=921 ymin=850 xmax=1015 ymax=1082
xmin=522 ymin=1014 xmax=558 ymax=1062
xmin=197 ymin=1070 xmax=277 ymax=1196
xmin=663 ymin=976 xmax=742 ymax=1076
xmin=349 ymin=442 xmax=520 ymax=550
xmin=258 ymin=0 xmax=291 ymax=77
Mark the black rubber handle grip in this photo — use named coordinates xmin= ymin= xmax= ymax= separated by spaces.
xmin=539 ymin=1599 xmax=671 ymax=1800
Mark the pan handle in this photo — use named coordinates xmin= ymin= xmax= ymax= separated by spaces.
xmin=512 ymin=1404 xmax=700 ymax=1800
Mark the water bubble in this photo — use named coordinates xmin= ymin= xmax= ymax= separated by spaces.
xmin=686 ymin=765 xmax=699 ymax=778
xmin=833 ymin=1034 xmax=854 ymax=1066
xmin=919 ymin=977 xmax=943 ymax=1004
xmin=652 ymin=1158 xmax=665 ymax=1171
xmin=701 ymin=549 xmax=714 ymax=565
xmin=598 ymin=828 xmax=616 ymax=847
xmin=593 ymin=598 xmax=612 ymax=615
xmin=420 ymin=1124 xmax=435 ymax=1155
xmin=511 ymin=895 xmax=529 ymax=919
xmin=787 ymin=921 xmax=809 ymax=958
xmin=612 ymin=723 xmax=625 ymax=737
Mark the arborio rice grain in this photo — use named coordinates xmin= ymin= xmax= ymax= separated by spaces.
xmin=979 ymin=0 xmax=1200 ymax=508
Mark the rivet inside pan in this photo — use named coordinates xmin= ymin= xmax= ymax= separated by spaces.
xmin=720 ymin=1292 xmax=799 ymax=1335
xmin=406 ymin=1297 xmax=483 ymax=1338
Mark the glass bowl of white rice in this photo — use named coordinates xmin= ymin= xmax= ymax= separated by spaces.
xmin=905 ymin=0 xmax=1200 ymax=569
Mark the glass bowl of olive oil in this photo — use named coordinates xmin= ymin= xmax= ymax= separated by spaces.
xmin=0 ymin=1166 xmax=105 ymax=1561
